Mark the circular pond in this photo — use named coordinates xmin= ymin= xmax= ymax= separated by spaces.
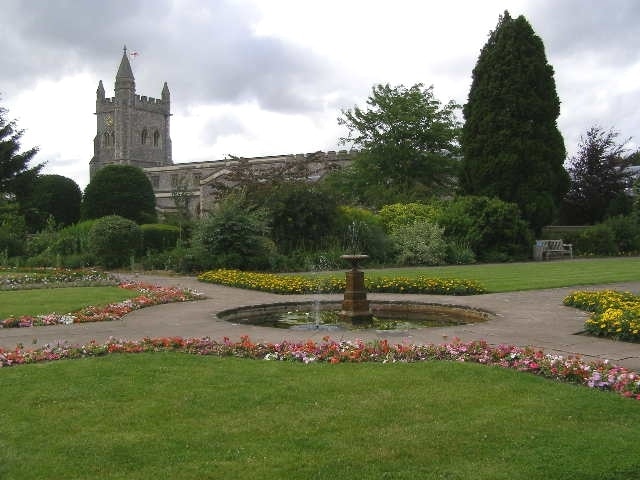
xmin=217 ymin=301 xmax=491 ymax=332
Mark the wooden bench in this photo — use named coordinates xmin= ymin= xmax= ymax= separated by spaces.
xmin=534 ymin=239 xmax=573 ymax=260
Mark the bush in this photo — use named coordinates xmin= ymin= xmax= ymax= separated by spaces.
xmin=266 ymin=183 xmax=338 ymax=252
xmin=390 ymin=220 xmax=447 ymax=266
xmin=438 ymin=196 xmax=533 ymax=261
xmin=603 ymin=215 xmax=640 ymax=254
xmin=82 ymin=165 xmax=157 ymax=224
xmin=378 ymin=202 xmax=441 ymax=233
xmin=575 ymin=224 xmax=617 ymax=256
xmin=191 ymin=192 xmax=274 ymax=271
xmin=335 ymin=206 xmax=395 ymax=263
xmin=445 ymin=241 xmax=476 ymax=265
xmin=88 ymin=215 xmax=142 ymax=268
xmin=141 ymin=224 xmax=180 ymax=252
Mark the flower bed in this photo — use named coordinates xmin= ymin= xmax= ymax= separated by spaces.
xmin=1 ymin=336 xmax=638 ymax=400
xmin=197 ymin=269 xmax=486 ymax=295
xmin=564 ymin=290 xmax=640 ymax=342
xmin=0 ymin=282 xmax=203 ymax=329
xmin=0 ymin=267 xmax=117 ymax=290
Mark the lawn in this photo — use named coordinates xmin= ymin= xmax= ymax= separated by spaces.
xmin=1 ymin=353 xmax=638 ymax=480
xmin=0 ymin=286 xmax=140 ymax=319
xmin=362 ymin=257 xmax=640 ymax=292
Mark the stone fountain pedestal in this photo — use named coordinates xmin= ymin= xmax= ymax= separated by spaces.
xmin=339 ymin=254 xmax=373 ymax=326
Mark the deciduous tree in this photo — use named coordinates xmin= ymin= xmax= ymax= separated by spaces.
xmin=337 ymin=83 xmax=461 ymax=207
xmin=82 ymin=165 xmax=157 ymax=223
xmin=19 ymin=174 xmax=82 ymax=231
xmin=563 ymin=126 xmax=634 ymax=224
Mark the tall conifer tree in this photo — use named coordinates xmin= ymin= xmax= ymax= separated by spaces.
xmin=460 ymin=11 xmax=568 ymax=233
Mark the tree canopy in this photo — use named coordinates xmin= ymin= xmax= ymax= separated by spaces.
xmin=0 ymin=105 xmax=42 ymax=200
xmin=19 ymin=174 xmax=82 ymax=231
xmin=459 ymin=11 xmax=569 ymax=233
xmin=562 ymin=126 xmax=634 ymax=224
xmin=82 ymin=164 xmax=157 ymax=224
xmin=334 ymin=83 xmax=461 ymax=207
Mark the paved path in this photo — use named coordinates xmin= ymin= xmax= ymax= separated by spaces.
xmin=2 ymin=273 xmax=640 ymax=370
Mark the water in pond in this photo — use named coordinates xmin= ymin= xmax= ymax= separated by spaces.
xmin=218 ymin=302 xmax=490 ymax=332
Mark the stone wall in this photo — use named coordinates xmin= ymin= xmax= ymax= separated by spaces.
xmin=144 ymin=150 xmax=354 ymax=217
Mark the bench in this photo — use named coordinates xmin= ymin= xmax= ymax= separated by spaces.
xmin=534 ymin=239 xmax=573 ymax=260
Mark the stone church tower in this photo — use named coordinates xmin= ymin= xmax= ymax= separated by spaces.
xmin=89 ymin=47 xmax=172 ymax=178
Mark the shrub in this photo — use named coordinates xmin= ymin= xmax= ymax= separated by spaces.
xmin=88 ymin=215 xmax=142 ymax=268
xmin=445 ymin=241 xmax=476 ymax=265
xmin=575 ymin=223 xmax=617 ymax=256
xmin=390 ymin=220 xmax=447 ymax=266
xmin=264 ymin=183 xmax=338 ymax=252
xmin=82 ymin=165 xmax=157 ymax=224
xmin=191 ymin=192 xmax=274 ymax=271
xmin=335 ymin=206 xmax=395 ymax=263
xmin=378 ymin=202 xmax=441 ymax=233
xmin=438 ymin=196 xmax=533 ymax=261
xmin=141 ymin=224 xmax=180 ymax=252
xmin=603 ymin=215 xmax=640 ymax=254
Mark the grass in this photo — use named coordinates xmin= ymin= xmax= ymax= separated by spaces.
xmin=349 ymin=257 xmax=640 ymax=293
xmin=0 ymin=286 xmax=139 ymax=318
xmin=1 ymin=353 xmax=639 ymax=480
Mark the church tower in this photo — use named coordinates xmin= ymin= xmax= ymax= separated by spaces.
xmin=90 ymin=46 xmax=172 ymax=178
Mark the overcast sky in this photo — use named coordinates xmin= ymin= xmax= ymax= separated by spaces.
xmin=2 ymin=0 xmax=639 ymax=190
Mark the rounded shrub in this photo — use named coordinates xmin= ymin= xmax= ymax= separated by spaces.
xmin=141 ymin=224 xmax=180 ymax=252
xmin=83 ymin=165 xmax=157 ymax=224
xmin=390 ymin=219 xmax=447 ymax=266
xmin=88 ymin=215 xmax=142 ymax=268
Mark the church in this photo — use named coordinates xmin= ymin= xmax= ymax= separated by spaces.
xmin=90 ymin=48 xmax=353 ymax=217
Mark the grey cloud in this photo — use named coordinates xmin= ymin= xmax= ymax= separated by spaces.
xmin=199 ymin=114 xmax=248 ymax=140
xmin=2 ymin=0 xmax=346 ymax=114
xmin=525 ymin=0 xmax=640 ymax=66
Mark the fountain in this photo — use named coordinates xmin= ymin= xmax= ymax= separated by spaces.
xmin=339 ymin=254 xmax=373 ymax=325
xmin=215 ymin=222 xmax=491 ymax=331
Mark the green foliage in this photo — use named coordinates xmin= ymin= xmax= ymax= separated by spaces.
xmin=603 ymin=215 xmax=640 ymax=254
xmin=266 ymin=183 xmax=338 ymax=252
xmin=0 ymin=202 xmax=26 ymax=257
xmin=335 ymin=206 xmax=394 ymax=263
xmin=141 ymin=223 xmax=180 ymax=252
xmin=389 ymin=220 xmax=447 ymax=266
xmin=0 ymin=105 xmax=42 ymax=199
xmin=191 ymin=192 xmax=274 ymax=271
xmin=336 ymin=83 xmax=461 ymax=207
xmin=26 ymin=220 xmax=96 ymax=263
xmin=575 ymin=223 xmax=617 ymax=256
xmin=378 ymin=202 xmax=441 ymax=233
xmin=460 ymin=11 xmax=569 ymax=233
xmin=19 ymin=174 xmax=82 ymax=232
xmin=563 ymin=126 xmax=634 ymax=224
xmin=88 ymin=215 xmax=142 ymax=268
xmin=438 ymin=196 xmax=533 ymax=261
xmin=82 ymin=165 xmax=157 ymax=224
xmin=445 ymin=240 xmax=477 ymax=265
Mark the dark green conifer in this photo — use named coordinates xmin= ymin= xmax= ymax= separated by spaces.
xmin=460 ymin=11 xmax=569 ymax=233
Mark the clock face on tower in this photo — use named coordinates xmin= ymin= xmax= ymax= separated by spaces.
xmin=105 ymin=114 xmax=113 ymax=128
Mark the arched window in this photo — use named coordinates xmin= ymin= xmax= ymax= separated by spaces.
xmin=103 ymin=132 xmax=110 ymax=147
xmin=141 ymin=129 xmax=148 ymax=145
xmin=153 ymin=130 xmax=160 ymax=147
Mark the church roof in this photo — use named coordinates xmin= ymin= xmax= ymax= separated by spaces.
xmin=115 ymin=46 xmax=135 ymax=89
